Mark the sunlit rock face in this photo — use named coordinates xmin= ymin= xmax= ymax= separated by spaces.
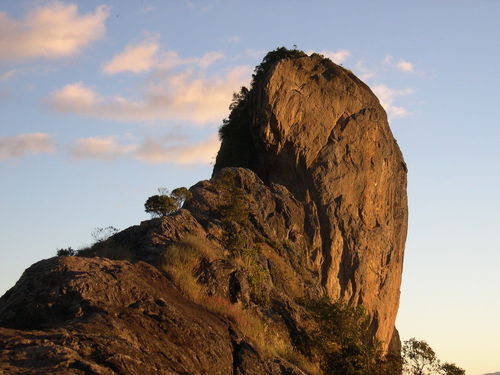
xmin=215 ymin=54 xmax=408 ymax=350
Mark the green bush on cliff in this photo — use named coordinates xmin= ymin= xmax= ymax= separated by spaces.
xmin=251 ymin=46 xmax=307 ymax=84
xmin=300 ymin=297 xmax=401 ymax=375
xmin=56 ymin=247 xmax=76 ymax=256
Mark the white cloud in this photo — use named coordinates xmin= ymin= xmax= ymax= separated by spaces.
xmin=71 ymin=136 xmax=136 ymax=160
xmin=372 ymin=84 xmax=413 ymax=118
xmin=50 ymin=82 xmax=97 ymax=109
xmin=155 ymin=50 xmax=225 ymax=71
xmin=395 ymin=60 xmax=414 ymax=72
xmin=311 ymin=49 xmax=351 ymax=64
xmin=384 ymin=55 xmax=415 ymax=73
xmin=135 ymin=135 xmax=219 ymax=164
xmin=0 ymin=133 xmax=55 ymax=160
xmin=0 ymin=70 xmax=15 ymax=81
xmin=155 ymin=50 xmax=194 ymax=71
xmin=49 ymin=65 xmax=251 ymax=124
xmin=353 ymin=60 xmax=376 ymax=81
xmin=0 ymin=2 xmax=108 ymax=61
xmin=70 ymin=134 xmax=219 ymax=165
xmin=103 ymin=39 xmax=159 ymax=74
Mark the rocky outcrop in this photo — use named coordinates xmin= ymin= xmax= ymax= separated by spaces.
xmin=215 ymin=52 xmax=408 ymax=349
xmin=0 ymin=256 xmax=306 ymax=375
xmin=0 ymin=49 xmax=407 ymax=374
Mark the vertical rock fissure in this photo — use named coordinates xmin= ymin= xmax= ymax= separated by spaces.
xmin=229 ymin=329 xmax=242 ymax=375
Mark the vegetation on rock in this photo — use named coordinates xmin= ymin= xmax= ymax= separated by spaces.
xmin=402 ymin=338 xmax=466 ymax=375
xmin=56 ymin=247 xmax=76 ymax=256
xmin=145 ymin=187 xmax=192 ymax=217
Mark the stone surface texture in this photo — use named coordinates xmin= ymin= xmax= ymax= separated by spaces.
xmin=0 ymin=256 xmax=305 ymax=375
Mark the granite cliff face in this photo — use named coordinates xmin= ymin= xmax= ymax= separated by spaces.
xmin=215 ymin=52 xmax=408 ymax=349
xmin=0 ymin=50 xmax=407 ymax=374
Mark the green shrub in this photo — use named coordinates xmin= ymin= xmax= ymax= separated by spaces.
xmin=56 ymin=247 xmax=76 ymax=256
xmin=145 ymin=194 xmax=178 ymax=217
xmin=145 ymin=187 xmax=192 ymax=217
xmin=300 ymin=298 xmax=401 ymax=375
xmin=251 ymin=46 xmax=307 ymax=84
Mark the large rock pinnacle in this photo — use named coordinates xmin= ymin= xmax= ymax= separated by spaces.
xmin=215 ymin=53 xmax=408 ymax=350
xmin=0 ymin=50 xmax=408 ymax=373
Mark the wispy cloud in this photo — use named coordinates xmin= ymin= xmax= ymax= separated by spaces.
xmin=372 ymin=84 xmax=413 ymax=118
xmin=0 ymin=2 xmax=108 ymax=61
xmin=0 ymin=70 xmax=16 ymax=81
xmin=103 ymin=39 xmax=159 ymax=74
xmin=154 ymin=49 xmax=225 ymax=71
xmin=316 ymin=49 xmax=351 ymax=64
xmin=48 ymin=64 xmax=251 ymax=124
xmin=71 ymin=136 xmax=136 ymax=160
xmin=102 ymin=37 xmax=225 ymax=75
xmin=135 ymin=135 xmax=219 ymax=164
xmin=395 ymin=60 xmax=414 ymax=72
xmin=384 ymin=55 xmax=415 ymax=73
xmin=0 ymin=133 xmax=55 ymax=160
xmin=70 ymin=134 xmax=219 ymax=165
xmin=198 ymin=51 xmax=225 ymax=69
xmin=353 ymin=60 xmax=376 ymax=81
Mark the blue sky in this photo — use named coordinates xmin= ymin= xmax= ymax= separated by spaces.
xmin=0 ymin=1 xmax=498 ymax=374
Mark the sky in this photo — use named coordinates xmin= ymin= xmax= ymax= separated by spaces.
xmin=0 ymin=1 xmax=498 ymax=374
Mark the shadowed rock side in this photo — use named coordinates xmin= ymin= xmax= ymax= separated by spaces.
xmin=0 ymin=256 xmax=306 ymax=375
xmin=215 ymin=54 xmax=408 ymax=349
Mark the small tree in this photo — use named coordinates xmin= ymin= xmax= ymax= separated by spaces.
xmin=403 ymin=338 xmax=440 ymax=375
xmin=440 ymin=363 xmax=465 ymax=375
xmin=57 ymin=247 xmax=76 ymax=256
xmin=302 ymin=297 xmax=401 ymax=375
xmin=145 ymin=194 xmax=178 ymax=217
xmin=144 ymin=187 xmax=191 ymax=217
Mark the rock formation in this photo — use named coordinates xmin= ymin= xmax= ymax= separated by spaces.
xmin=0 ymin=49 xmax=407 ymax=374
xmin=0 ymin=256 xmax=305 ymax=374
xmin=215 ymin=50 xmax=408 ymax=349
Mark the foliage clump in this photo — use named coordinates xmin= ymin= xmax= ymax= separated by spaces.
xmin=251 ymin=46 xmax=307 ymax=84
xmin=145 ymin=187 xmax=192 ymax=217
xmin=402 ymin=338 xmax=466 ymax=375
xmin=301 ymin=297 xmax=401 ymax=375
xmin=56 ymin=247 xmax=76 ymax=256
